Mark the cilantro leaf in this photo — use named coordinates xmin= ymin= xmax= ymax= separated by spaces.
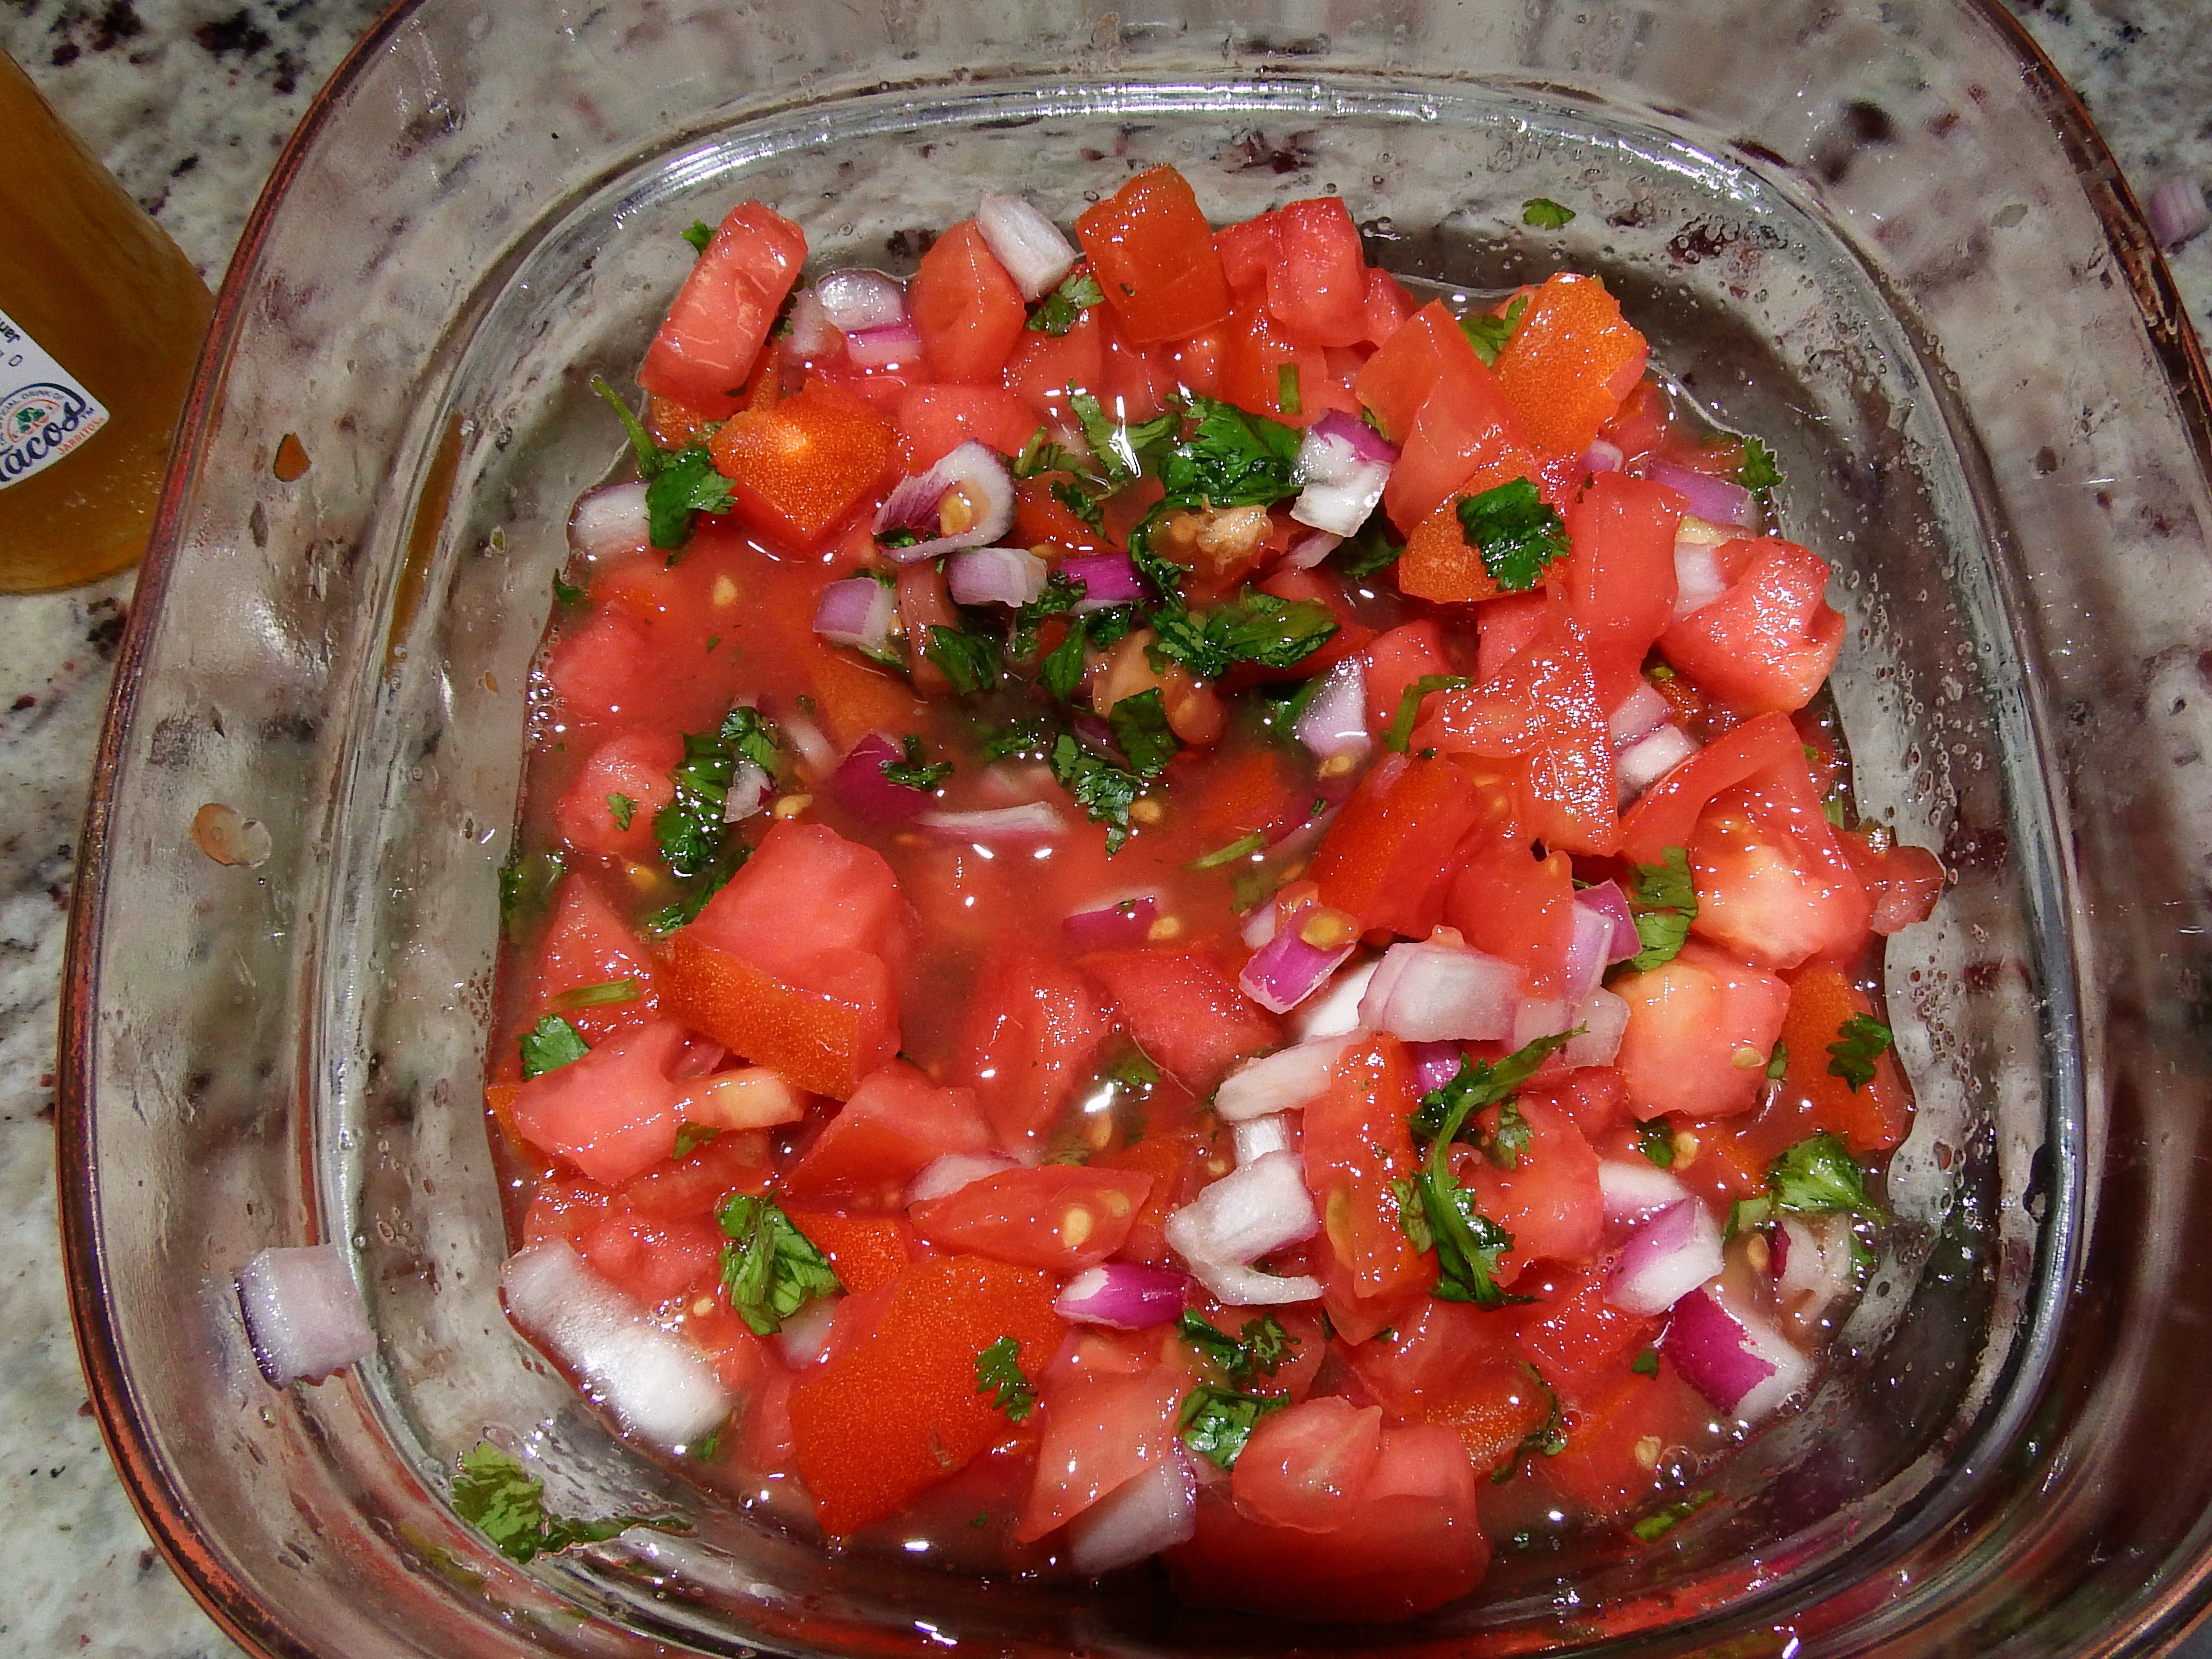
xmin=1012 ymin=427 xmax=1094 ymax=481
xmin=1385 ymin=673 xmax=1470 ymax=753
xmin=498 ymin=847 xmax=565 ymax=945
xmin=1039 ymin=621 xmax=1090 ymax=702
xmin=1490 ymin=1367 xmax=1566 ymax=1483
xmin=642 ymin=840 xmax=748 ymax=935
xmin=1336 ymin=518 xmax=1406 ymax=581
xmin=924 ymin=623 xmax=1001 ymax=696
xmin=1479 ymin=1096 xmax=1534 ymax=1170
xmin=452 ymin=1442 xmax=684 ymax=1563
xmin=1459 ymin=294 xmax=1529 ymax=366
xmin=607 ymin=792 xmax=636 ymax=830
xmin=1146 ymin=588 xmax=1339 ymax=682
xmin=519 ymin=1015 xmax=590 ymax=1079
xmin=1010 ymin=569 xmax=1085 ymax=658
xmin=980 ymin=716 xmax=1055 ymax=762
xmin=654 ymin=706 xmax=780 ymax=881
xmin=1188 ymin=830 xmax=1264 ymax=870
xmin=1157 ymin=394 xmax=1302 ymax=509
xmin=1049 ymin=731 xmax=1141 ymax=853
xmin=1178 ymin=1384 xmax=1289 ymax=1470
xmin=1765 ymin=1040 xmax=1790 ymax=1081
xmin=716 ymin=1195 xmax=842 ymax=1335
xmin=673 ymin=1122 xmax=720 ymax=1158
xmin=550 ymin=977 xmax=641 ymax=1011
xmin=681 ymin=220 xmax=715 ymax=253
xmin=1026 ymin=270 xmax=1105 ymax=336
xmin=1636 ymin=1118 xmax=1677 ymax=1168
xmin=975 ymin=1335 xmax=1038 ymax=1422
xmin=1107 ymin=688 xmax=1182 ymax=781
xmin=881 ymin=733 xmax=952 ymax=792
xmin=1069 ymin=390 xmax=1175 ymax=486
xmin=1456 ymin=476 xmax=1568 ymax=591
xmin=1630 ymin=1346 xmax=1661 ymax=1377
xmin=1622 ymin=847 xmax=1698 ymax=974
xmin=1053 ymin=477 xmax=1108 ymax=532
xmin=1276 ymin=362 xmax=1302 ymax=417
xmin=553 ymin=571 xmax=587 ymax=607
xmin=1522 ymin=196 xmax=1576 ymax=228
xmin=1632 ymin=1489 xmax=1717 ymax=1543
xmin=646 ymin=448 xmax=733 ymax=553
xmin=1178 ymin=1311 xmax=1298 ymax=1386
xmin=1739 ymin=436 xmax=1781 ymax=494
xmin=1767 ymin=1130 xmax=1883 ymax=1218
xmin=1826 ymin=1013 xmax=1894 ymax=1092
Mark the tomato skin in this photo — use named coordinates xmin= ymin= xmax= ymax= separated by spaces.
xmin=1215 ymin=212 xmax=1278 ymax=301
xmin=1464 ymin=605 xmax=1618 ymax=857
xmin=1017 ymin=1365 xmax=1191 ymax=1541
xmin=909 ymin=1166 xmax=1155 ymax=1271
xmin=1233 ymin=1397 xmax=1384 ymax=1531
xmin=1360 ymin=619 xmax=1456 ymax=735
xmin=1304 ymin=1036 xmax=1433 ymax=1300
xmin=1354 ymin=301 xmax=1480 ymax=442
xmin=1443 ymin=837 xmax=1575 ymax=997
xmin=783 ymin=1209 xmax=918 ymax=1293
xmin=1306 ymin=753 xmax=1498 ymax=938
xmin=640 ymin=201 xmax=807 ymax=416
xmin=1075 ymin=949 xmax=1280 ymax=1092
xmin=1491 ymin=272 xmax=1648 ymax=457
xmin=1611 ymin=938 xmax=1790 ymax=1120
xmin=894 ymin=382 xmax=1039 ymax=470
xmin=1770 ymin=964 xmax=1912 ymax=1152
xmin=528 ymin=874 xmax=659 ymax=1045
xmin=1384 ymin=367 xmax=1541 ymax=535
xmin=1462 ymin=1095 xmax=1603 ymax=1273
xmin=1397 ymin=500 xmax=1499 ymax=605
xmin=782 ymin=1059 xmax=992 ymax=1209
xmin=957 ymin=941 xmax=1116 ymax=1152
xmin=1074 ymin=167 xmax=1234 ymax=343
xmin=1564 ymin=471 xmax=1686 ymax=709
xmin=553 ymin=727 xmax=682 ymax=863
xmin=510 ymin=1020 xmax=691 ymax=1185
xmin=910 ymin=220 xmax=1028 ymax=385
xmin=1617 ymin=710 xmax=1802 ymax=866
xmin=1660 ymin=537 xmax=1844 ymax=715
xmin=709 ymin=379 xmax=897 ymax=553
xmin=1690 ymin=768 xmax=1872 ymax=971
xmin=1266 ymin=197 xmax=1370 ymax=349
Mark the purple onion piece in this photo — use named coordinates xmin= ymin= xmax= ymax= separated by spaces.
xmin=1361 ymin=940 xmax=1520 ymax=1043
xmin=1605 ymin=1198 xmax=1725 ymax=1317
xmin=813 ymin=576 xmax=897 ymax=654
xmin=784 ymin=290 xmax=836 ymax=359
xmin=830 ymin=732 xmax=935 ymax=825
xmin=235 ymin=1243 xmax=375 ymax=1387
xmin=1575 ymin=880 xmax=1642 ymax=964
xmin=1292 ymin=658 xmax=1370 ymax=760
xmin=1067 ymin=1452 xmax=1199 ymax=1572
xmin=947 ymin=545 xmax=1047 ymax=607
xmin=1607 ymin=681 xmax=1671 ymax=751
xmin=1239 ymin=917 xmax=1356 ymax=1015
xmin=1282 ymin=529 xmax=1341 ymax=571
xmin=1064 ymin=895 xmax=1160 ymax=952
xmin=722 ymin=760 xmax=770 ymax=823
xmin=1581 ymin=437 xmax=1625 ymax=474
xmin=1307 ymin=408 xmax=1400 ymax=466
xmin=1672 ymin=540 xmax=1729 ymax=618
xmin=1560 ymin=898 xmax=1618 ymax=1006
xmin=1053 ymin=1262 xmax=1190 ymax=1329
xmin=844 ymin=320 xmax=924 ymax=371
xmin=1407 ymin=1040 xmax=1465 ymax=1094
xmin=1060 ymin=552 xmax=1147 ymax=612
xmin=1645 ymin=458 xmax=1759 ymax=529
xmin=873 ymin=441 xmax=1017 ymax=563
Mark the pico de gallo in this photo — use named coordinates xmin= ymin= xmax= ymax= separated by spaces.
xmin=481 ymin=166 xmax=1947 ymax=1622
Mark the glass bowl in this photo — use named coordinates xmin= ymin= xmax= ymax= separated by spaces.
xmin=58 ymin=0 xmax=2212 ymax=1653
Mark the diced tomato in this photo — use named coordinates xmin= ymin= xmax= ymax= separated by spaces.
xmin=528 ymin=875 xmax=658 ymax=1044
xmin=542 ymin=606 xmax=659 ymax=725
xmin=1770 ymin=965 xmax=1911 ymax=1152
xmin=1610 ymin=939 xmax=1790 ymax=1120
xmin=1306 ymin=753 xmax=1498 ymax=938
xmin=957 ymin=941 xmax=1116 ymax=1151
xmin=687 ymin=819 xmax=914 ymax=971
xmin=808 ymin=647 xmax=927 ymax=749
xmin=781 ymin=1059 xmax=992 ymax=1208
xmin=898 ymin=560 xmax=960 ymax=697
xmin=1396 ymin=500 xmax=1496 ymax=605
xmin=576 ymin=1208 xmax=725 ymax=1313
xmin=1092 ymin=1127 xmax=1214 ymax=1269
xmin=1213 ymin=301 xmax=1349 ymax=429
xmin=1868 ymin=841 xmax=1946 ymax=935
xmin=1340 ymin=1298 xmax=1546 ymax=1474
xmin=1016 ymin=1364 xmax=1191 ymax=1541
xmin=1598 ymin=377 xmax=1673 ymax=464
xmin=1359 ymin=620 xmax=1456 ymax=735
xmin=894 ymin=382 xmax=1039 ymax=469
xmin=1540 ymin=1363 xmax=1703 ymax=1518
xmin=1361 ymin=268 xmax=1417 ymax=347
xmin=1474 ymin=589 xmax=1551 ymax=683
xmin=1491 ymin=273 xmax=1648 ymax=458
xmin=1003 ymin=308 xmax=1105 ymax=428
xmin=1515 ymin=1263 xmax=1661 ymax=1396
xmin=1462 ymin=1096 xmax=1602 ymax=1274
xmin=787 ymin=1255 xmax=1064 ymax=1535
xmin=784 ymin=1208 xmax=918 ymax=1293
xmin=1304 ymin=1036 xmax=1433 ymax=1301
xmin=1659 ymin=537 xmax=1843 ymax=715
xmin=1383 ymin=367 xmax=1541 ymax=535
xmin=1355 ymin=301 xmax=1481 ymax=443
xmin=510 ymin=1020 xmax=691 ymax=1185
xmin=709 ymin=379 xmax=896 ymax=553
xmin=1616 ymin=710 xmax=1803 ymax=866
xmin=553 ymin=728 xmax=682 ymax=862
xmin=1075 ymin=949 xmax=1279 ymax=1091
xmin=1564 ymin=471 xmax=1686 ymax=709
xmin=1689 ymin=765 xmax=1872 ymax=972
xmin=909 ymin=1165 xmax=1154 ymax=1271
xmin=1444 ymin=838 xmax=1575 ymax=998
xmin=640 ymin=201 xmax=807 ymax=416
xmin=619 ymin=1130 xmax=775 ymax=1218
xmin=1266 ymin=197 xmax=1369 ymax=349
xmin=1216 ymin=212 xmax=1278 ymax=300
xmin=1010 ymin=476 xmax=1113 ymax=557
xmin=1233 ymin=1397 xmax=1384 ymax=1531
xmin=1074 ymin=167 xmax=1234 ymax=343
xmin=1527 ymin=1067 xmax=1632 ymax=1143
xmin=910 ymin=220 xmax=1028 ymax=385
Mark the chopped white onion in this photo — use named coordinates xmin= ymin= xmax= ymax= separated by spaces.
xmin=1607 ymin=681 xmax=1671 ymax=751
xmin=1616 ymin=725 xmax=1700 ymax=799
xmin=1067 ymin=1451 xmax=1199 ymax=1572
xmin=780 ymin=705 xmax=837 ymax=779
xmin=814 ymin=268 xmax=908 ymax=333
xmin=1604 ymin=1198 xmax=1725 ymax=1318
xmin=1233 ymin=1114 xmax=1297 ymax=1166
xmin=1290 ymin=957 xmax=1380 ymax=1042
xmin=1282 ymin=529 xmax=1342 ymax=571
xmin=975 ymin=194 xmax=1080 ymax=301
xmin=874 ymin=441 xmax=1018 ymax=562
xmin=784 ymin=289 xmax=836 ymax=358
xmin=1184 ymin=1259 xmax=1324 ymax=1306
xmin=1561 ymin=987 xmax=1630 ymax=1068
xmin=1163 ymin=1150 xmax=1317 ymax=1269
xmin=1511 ymin=998 xmax=1570 ymax=1047
xmin=722 ymin=759 xmax=770 ymax=823
xmin=1293 ymin=658 xmax=1371 ymax=762
xmin=773 ymin=1293 xmax=842 ymax=1366
xmin=235 ymin=1243 xmax=375 ymax=1387
xmin=2149 ymin=173 xmax=2212 ymax=249
xmin=947 ymin=545 xmax=1048 ymax=607
xmin=502 ymin=1242 xmax=732 ymax=1447
xmin=568 ymin=481 xmax=650 ymax=563
xmin=1598 ymin=1158 xmax=1691 ymax=1226
xmin=1776 ymin=1212 xmax=1863 ymax=1322
xmin=1672 ymin=540 xmax=1729 ymax=618
xmin=1214 ymin=1037 xmax=1348 ymax=1123
xmin=905 ymin=1151 xmax=1018 ymax=1205
xmin=915 ymin=803 xmax=1066 ymax=842
xmin=1359 ymin=940 xmax=1520 ymax=1043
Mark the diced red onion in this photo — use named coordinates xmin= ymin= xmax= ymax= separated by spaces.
xmin=1407 ymin=1040 xmax=1464 ymax=1094
xmin=813 ymin=576 xmax=898 ymax=655
xmin=845 ymin=319 xmax=924 ymax=371
xmin=1240 ymin=902 xmax=1278 ymax=950
xmin=1581 ymin=438 xmax=1625 ymax=474
xmin=1512 ymin=998 xmax=1570 ymax=1047
xmin=1359 ymin=940 xmax=1520 ymax=1043
xmin=1768 ymin=1219 xmax=1791 ymax=1280
xmin=1560 ymin=899 xmax=1617 ymax=1008
xmin=948 ymin=545 xmax=1048 ymax=607
xmin=1282 ymin=529 xmax=1341 ymax=571
xmin=235 ymin=1243 xmax=375 ymax=1387
xmin=1672 ymin=539 xmax=1731 ymax=616
xmin=780 ymin=705 xmax=836 ymax=779
xmin=1289 ymin=957 xmax=1379 ymax=1043
xmin=2149 ymin=174 xmax=2211 ymax=249
xmin=1576 ymin=880 xmax=1641 ymax=963
xmin=1239 ymin=911 xmax=1357 ymax=1014
xmin=1607 ymin=681 xmax=1671 ymax=751
xmin=815 ymin=268 xmax=908 ymax=334
xmin=975 ymin=194 xmax=1080 ymax=301
xmin=1053 ymin=1262 xmax=1189 ymax=1329
xmin=1617 ymin=725 xmax=1700 ymax=799
xmin=1291 ymin=413 xmax=1398 ymax=538
xmin=773 ymin=1293 xmax=842 ymax=1366
xmin=722 ymin=759 xmax=770 ymax=823
xmin=1562 ymin=987 xmax=1630 ymax=1068
xmin=1061 ymin=552 xmax=1147 ymax=612
xmin=1646 ymin=458 xmax=1758 ymax=529
xmin=1065 ymin=894 xmax=1160 ymax=952
xmin=1306 ymin=409 xmax=1399 ymax=467
xmin=1234 ymin=1114 xmax=1297 ymax=1166
xmin=1776 ymin=1213 xmax=1861 ymax=1319
xmin=1163 ymin=1150 xmax=1317 ymax=1268
xmin=874 ymin=441 xmax=1018 ymax=562
xmin=1604 ymin=1198 xmax=1725 ymax=1317
xmin=568 ymin=481 xmax=650 ymax=562
xmin=917 ymin=802 xmax=1067 ymax=842
xmin=1183 ymin=1259 xmax=1324 ymax=1307
xmin=1293 ymin=658 xmax=1371 ymax=761
xmin=502 ymin=1241 xmax=731 ymax=1446
xmin=1662 ymin=1288 xmax=1811 ymax=1423
xmin=1067 ymin=1449 xmax=1199 ymax=1573
xmin=784 ymin=289 xmax=836 ymax=359
xmin=905 ymin=1151 xmax=1019 ymax=1206
xmin=1598 ymin=1158 xmax=1691 ymax=1226
xmin=1214 ymin=1037 xmax=1348 ymax=1122
xmin=831 ymin=732 xmax=935 ymax=824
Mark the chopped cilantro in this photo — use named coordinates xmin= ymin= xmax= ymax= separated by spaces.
xmin=1039 ymin=620 xmax=1090 ymax=702
xmin=924 ymin=623 xmax=1001 ymax=696
xmin=681 ymin=220 xmax=715 ymax=254
xmin=550 ymin=977 xmax=641 ymax=1011
xmin=1147 ymin=588 xmax=1339 ymax=682
xmin=1107 ymin=688 xmax=1181 ymax=781
xmin=674 ymin=1124 xmax=722 ymax=1159
xmin=1336 ymin=517 xmax=1406 ymax=581
xmin=881 ymin=733 xmax=952 ymax=792
xmin=1766 ymin=1040 xmax=1790 ymax=1081
xmin=1052 ymin=477 xmax=1108 ymax=532
xmin=1827 ymin=1013 xmax=1894 ymax=1092
xmin=498 ymin=847 xmax=565 ymax=944
xmin=970 ymin=1510 xmax=991 ymax=1529
xmin=519 ymin=1015 xmax=589 ymax=1079
xmin=1636 ymin=1118 xmax=1677 ymax=1168
xmin=1178 ymin=1311 xmax=1297 ymax=1385
xmin=1026 ymin=270 xmax=1106 ymax=336
xmin=654 ymin=706 xmax=780 ymax=881
xmin=1069 ymin=389 xmax=1176 ymax=486
xmin=1739 ymin=436 xmax=1782 ymax=494
xmin=590 ymin=374 xmax=732 ymax=552
xmin=606 ymin=792 xmax=636 ymax=830
xmin=1188 ymin=831 xmax=1265 ymax=870
xmin=1178 ymin=1384 xmax=1289 ymax=1470
xmin=1632 ymin=1489 xmax=1717 ymax=1543
xmin=451 ymin=1442 xmax=684 ymax=1564
xmin=717 ymin=1195 xmax=842 ymax=1336
xmin=1276 ymin=362 xmax=1302 ymax=416
xmin=1479 ymin=1096 xmax=1535 ymax=1170
xmin=974 ymin=1334 xmax=1038 ymax=1421
xmin=1456 ymin=476 xmax=1568 ymax=591
xmin=552 ymin=571 xmax=587 ymax=607
xmin=1630 ymin=1346 xmax=1661 ymax=1377
xmin=1522 ymin=196 xmax=1576 ymax=228
xmin=980 ymin=716 xmax=1055 ymax=762
xmin=1157 ymin=393 xmax=1302 ymax=510
xmin=1049 ymin=731 xmax=1142 ymax=853
xmin=642 ymin=842 xmax=746 ymax=935
xmin=1012 ymin=427 xmax=1092 ymax=481
xmin=1490 ymin=1368 xmax=1566 ymax=1483
xmin=1460 ymin=293 xmax=1529 ymax=366
xmin=1622 ymin=847 xmax=1698 ymax=974
xmin=1384 ymin=673 xmax=1470 ymax=752
xmin=1010 ymin=569 xmax=1085 ymax=657
xmin=1767 ymin=1131 xmax=1883 ymax=1219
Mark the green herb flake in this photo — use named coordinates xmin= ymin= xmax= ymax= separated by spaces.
xmin=552 ymin=571 xmax=588 ymax=607
xmin=1739 ymin=436 xmax=1782 ymax=494
xmin=975 ymin=1335 xmax=1037 ymax=1422
xmin=1178 ymin=1311 xmax=1297 ymax=1386
xmin=498 ymin=848 xmax=565 ymax=945
xmin=589 ymin=376 xmax=734 ymax=552
xmin=1630 ymin=1346 xmax=1661 ymax=1377
xmin=1178 ymin=1384 xmax=1290 ymax=1470
xmin=1765 ymin=1040 xmax=1790 ymax=1081
xmin=1157 ymin=393 xmax=1303 ymax=511
xmin=681 ymin=220 xmax=715 ymax=254
xmin=452 ymin=1442 xmax=685 ymax=1564
xmin=654 ymin=705 xmax=780 ymax=882
xmin=1040 ymin=622 xmax=1090 ymax=703
xmin=1385 ymin=673 xmax=1471 ymax=753
xmin=1632 ymin=1489 xmax=1717 ymax=1544
xmin=551 ymin=977 xmax=641 ymax=1011
xmin=1276 ymin=361 xmax=1302 ymax=417
xmin=1069 ymin=389 xmax=1175 ymax=487
xmin=606 ymin=792 xmax=636 ymax=831
xmin=1479 ymin=1096 xmax=1534 ymax=1171
xmin=1490 ymin=1367 xmax=1567 ymax=1483
xmin=881 ymin=733 xmax=953 ymax=792
xmin=980 ymin=716 xmax=1055 ymax=762
xmin=924 ymin=623 xmax=1002 ymax=696
xmin=1522 ymin=196 xmax=1576 ymax=229
xmin=1147 ymin=587 xmax=1339 ymax=683
xmin=1636 ymin=1118 xmax=1677 ymax=1168
xmin=1026 ymin=270 xmax=1106 ymax=336
xmin=1052 ymin=477 xmax=1108 ymax=533
xmin=1767 ymin=1130 xmax=1883 ymax=1219
xmin=1826 ymin=1013 xmax=1894 ymax=1092
xmin=1106 ymin=688 xmax=1182 ymax=781
xmin=1455 ymin=476 xmax=1568 ymax=592
xmin=717 ymin=1194 xmax=843 ymax=1335
xmin=1621 ymin=847 xmax=1698 ymax=974
xmin=1012 ymin=427 xmax=1093 ymax=481
xmin=673 ymin=1122 xmax=720 ymax=1158
xmin=1459 ymin=293 xmax=1529 ymax=367
xmin=519 ymin=1015 xmax=590 ymax=1080
xmin=1336 ymin=518 xmax=1406 ymax=581
xmin=1049 ymin=731 xmax=1142 ymax=853
xmin=1188 ymin=831 xmax=1265 ymax=871
xmin=1010 ymin=569 xmax=1085 ymax=658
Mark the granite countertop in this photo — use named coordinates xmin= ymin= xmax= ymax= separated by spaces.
xmin=2 ymin=2 xmax=2210 ymax=1654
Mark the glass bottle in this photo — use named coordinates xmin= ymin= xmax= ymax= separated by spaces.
xmin=0 ymin=49 xmax=212 ymax=593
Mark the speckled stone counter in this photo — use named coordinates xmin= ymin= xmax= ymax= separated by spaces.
xmin=2 ymin=2 xmax=2210 ymax=1654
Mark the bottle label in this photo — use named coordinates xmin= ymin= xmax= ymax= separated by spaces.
xmin=0 ymin=304 xmax=110 ymax=491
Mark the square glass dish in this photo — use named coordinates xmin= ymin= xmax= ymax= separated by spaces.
xmin=58 ymin=0 xmax=2212 ymax=1653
